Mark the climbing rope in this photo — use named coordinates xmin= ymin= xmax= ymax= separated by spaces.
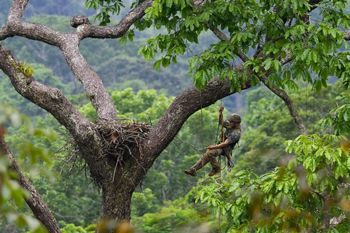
xmin=218 ymin=100 xmax=224 ymax=233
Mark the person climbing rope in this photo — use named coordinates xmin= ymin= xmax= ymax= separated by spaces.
xmin=184 ymin=106 xmax=242 ymax=177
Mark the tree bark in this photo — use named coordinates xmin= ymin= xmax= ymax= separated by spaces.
xmin=99 ymin=185 xmax=133 ymax=222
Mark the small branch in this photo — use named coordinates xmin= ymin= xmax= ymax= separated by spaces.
xmin=312 ymin=190 xmax=332 ymax=229
xmin=259 ymin=75 xmax=307 ymax=135
xmin=206 ymin=23 xmax=229 ymax=42
xmin=205 ymin=22 xmax=249 ymax=62
xmin=0 ymin=45 xmax=94 ymax=140
xmin=281 ymin=50 xmax=292 ymax=65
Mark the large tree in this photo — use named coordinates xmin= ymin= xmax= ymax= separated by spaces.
xmin=0 ymin=0 xmax=350 ymax=232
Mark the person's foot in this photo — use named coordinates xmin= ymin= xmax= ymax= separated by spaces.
xmin=184 ymin=168 xmax=196 ymax=176
xmin=208 ymin=167 xmax=221 ymax=176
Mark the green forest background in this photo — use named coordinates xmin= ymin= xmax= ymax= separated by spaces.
xmin=0 ymin=0 xmax=349 ymax=232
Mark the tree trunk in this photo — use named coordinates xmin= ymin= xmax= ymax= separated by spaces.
xmin=95 ymin=153 xmax=144 ymax=233
xmin=100 ymin=186 xmax=132 ymax=221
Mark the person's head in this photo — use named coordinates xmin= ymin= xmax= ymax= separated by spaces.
xmin=228 ymin=113 xmax=241 ymax=130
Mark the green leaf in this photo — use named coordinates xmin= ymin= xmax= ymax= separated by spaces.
xmin=263 ymin=59 xmax=272 ymax=71
xmin=166 ymin=0 xmax=173 ymax=8
xmin=161 ymin=58 xmax=170 ymax=68
xmin=273 ymin=60 xmax=281 ymax=72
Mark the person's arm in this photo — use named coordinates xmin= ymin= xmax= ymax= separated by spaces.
xmin=207 ymin=140 xmax=230 ymax=150
xmin=218 ymin=106 xmax=224 ymax=126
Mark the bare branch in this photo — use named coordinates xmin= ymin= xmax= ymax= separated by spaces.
xmin=0 ymin=21 xmax=64 ymax=46
xmin=2 ymin=0 xmax=154 ymax=42
xmin=0 ymin=135 xmax=61 ymax=233
xmin=78 ymin=0 xmax=154 ymax=39
xmin=60 ymin=40 xmax=117 ymax=122
xmin=0 ymin=0 xmax=62 ymax=45
xmin=8 ymin=0 xmax=28 ymax=22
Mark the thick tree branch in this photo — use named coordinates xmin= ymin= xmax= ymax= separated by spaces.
xmin=0 ymin=21 xmax=64 ymax=46
xmin=0 ymin=134 xmax=61 ymax=233
xmin=8 ymin=0 xmax=28 ymax=21
xmin=0 ymin=45 xmax=94 ymax=140
xmin=0 ymin=45 xmax=111 ymax=187
xmin=142 ymin=65 xmax=250 ymax=167
xmin=60 ymin=39 xmax=117 ymax=122
xmin=1 ymin=1 xmax=117 ymax=122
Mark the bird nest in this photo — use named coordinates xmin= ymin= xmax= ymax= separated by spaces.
xmin=60 ymin=120 xmax=150 ymax=179
xmin=96 ymin=121 xmax=150 ymax=165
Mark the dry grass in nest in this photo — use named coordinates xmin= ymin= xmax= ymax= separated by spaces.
xmin=59 ymin=121 xmax=150 ymax=178
xmin=96 ymin=121 xmax=150 ymax=165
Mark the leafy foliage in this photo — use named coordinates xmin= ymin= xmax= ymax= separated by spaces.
xmin=136 ymin=0 xmax=350 ymax=92
xmin=320 ymin=92 xmax=350 ymax=136
xmin=59 ymin=221 xmax=95 ymax=233
xmin=194 ymin=83 xmax=350 ymax=232
xmin=197 ymin=132 xmax=350 ymax=232
xmin=133 ymin=198 xmax=208 ymax=233
xmin=85 ymin=0 xmax=126 ymax=25
xmin=232 ymin=81 xmax=349 ymax=175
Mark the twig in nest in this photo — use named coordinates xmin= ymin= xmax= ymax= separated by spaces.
xmin=96 ymin=121 xmax=150 ymax=167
